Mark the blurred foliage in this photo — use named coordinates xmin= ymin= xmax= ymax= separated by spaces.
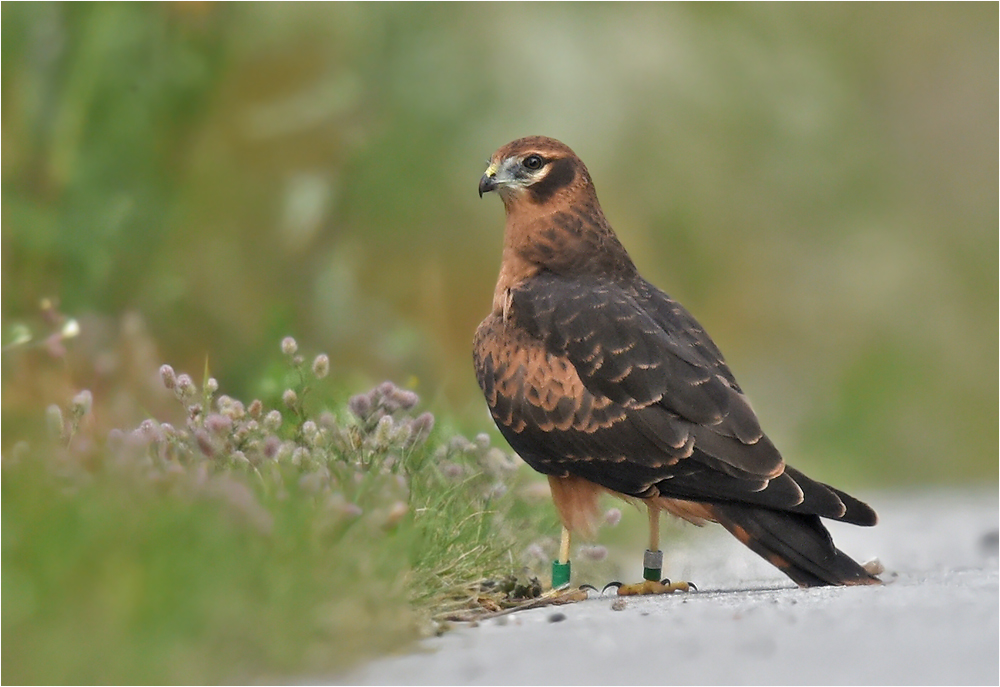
xmin=2 ymin=353 xmax=565 ymax=683
xmin=2 ymin=5 xmax=996 ymax=485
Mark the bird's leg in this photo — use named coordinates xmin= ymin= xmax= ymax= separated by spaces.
xmin=643 ymin=504 xmax=664 ymax=581
xmin=611 ymin=504 xmax=694 ymax=596
xmin=551 ymin=526 xmax=572 ymax=588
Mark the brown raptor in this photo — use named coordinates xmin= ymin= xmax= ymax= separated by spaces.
xmin=473 ymin=136 xmax=879 ymax=591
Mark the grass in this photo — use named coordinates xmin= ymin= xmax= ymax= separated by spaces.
xmin=1 ymin=339 xmax=559 ymax=683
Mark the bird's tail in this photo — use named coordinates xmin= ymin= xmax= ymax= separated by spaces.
xmin=709 ymin=503 xmax=881 ymax=587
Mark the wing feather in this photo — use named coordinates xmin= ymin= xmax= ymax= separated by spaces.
xmin=511 ymin=273 xmax=779 ymax=477
xmin=472 ymin=274 xmax=864 ymax=521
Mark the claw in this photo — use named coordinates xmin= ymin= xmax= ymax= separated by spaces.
xmin=579 ymin=584 xmax=599 ymax=593
xmin=616 ymin=579 xmax=695 ymax=596
xmin=602 ymin=581 xmax=623 ymax=594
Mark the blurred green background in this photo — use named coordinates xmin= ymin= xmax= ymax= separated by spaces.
xmin=3 ymin=2 xmax=997 ymax=486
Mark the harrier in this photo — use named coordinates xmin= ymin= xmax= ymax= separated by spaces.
xmin=474 ymin=136 xmax=879 ymax=593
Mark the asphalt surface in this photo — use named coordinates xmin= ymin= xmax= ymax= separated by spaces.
xmin=343 ymin=488 xmax=998 ymax=685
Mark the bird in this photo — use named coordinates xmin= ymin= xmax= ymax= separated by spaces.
xmin=473 ymin=135 xmax=880 ymax=593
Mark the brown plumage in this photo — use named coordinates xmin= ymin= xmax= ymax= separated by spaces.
xmin=474 ymin=136 xmax=880 ymax=587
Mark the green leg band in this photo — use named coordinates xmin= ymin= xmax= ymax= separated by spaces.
xmin=643 ymin=549 xmax=663 ymax=582
xmin=552 ymin=560 xmax=571 ymax=588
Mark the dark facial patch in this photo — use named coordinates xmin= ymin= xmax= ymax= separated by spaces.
xmin=528 ymin=157 xmax=577 ymax=204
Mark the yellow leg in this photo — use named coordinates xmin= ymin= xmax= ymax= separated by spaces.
xmin=614 ymin=504 xmax=693 ymax=596
xmin=558 ymin=526 xmax=571 ymax=565
xmin=643 ymin=505 xmax=665 ymax=582
xmin=648 ymin=504 xmax=661 ymax=553
xmin=551 ymin=526 xmax=573 ymax=587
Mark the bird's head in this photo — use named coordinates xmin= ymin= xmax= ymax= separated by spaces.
xmin=478 ymin=136 xmax=633 ymax=280
xmin=478 ymin=136 xmax=592 ymax=210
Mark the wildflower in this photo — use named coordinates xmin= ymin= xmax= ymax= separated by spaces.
xmin=195 ymin=429 xmax=215 ymax=457
xmin=373 ymin=415 xmax=395 ymax=449
xmin=449 ymin=435 xmax=473 ymax=454
xmin=175 ymin=373 xmax=196 ymax=400
xmin=248 ymin=399 xmax=263 ymax=419
xmin=274 ymin=440 xmax=295 ymax=462
xmin=439 ymin=461 xmax=464 ymax=480
xmin=263 ymin=410 xmax=282 ymax=432
xmin=302 ymin=420 xmax=320 ymax=446
xmin=604 ymin=508 xmax=622 ymax=527
xmin=391 ymin=388 xmax=419 ymax=410
xmin=221 ymin=398 xmax=245 ymax=421
xmin=312 ymin=353 xmax=330 ymax=379
xmin=484 ymin=447 xmax=519 ymax=474
xmin=205 ymin=413 xmax=233 ymax=435
xmin=409 ymin=412 xmax=435 ymax=445
xmin=138 ymin=419 xmax=161 ymax=441
xmin=69 ymin=390 xmax=93 ymax=418
xmin=263 ymin=435 xmax=282 ymax=459
xmin=291 ymin=446 xmax=310 ymax=466
xmin=205 ymin=377 xmax=219 ymax=394
xmin=281 ymin=336 xmax=298 ymax=356
xmin=282 ymin=389 xmax=298 ymax=409
xmin=348 ymin=392 xmax=372 ymax=420
xmin=159 ymin=364 xmax=177 ymax=390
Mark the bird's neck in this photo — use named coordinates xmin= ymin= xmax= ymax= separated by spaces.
xmin=492 ymin=245 xmax=538 ymax=316
xmin=491 ymin=200 xmax=637 ymax=316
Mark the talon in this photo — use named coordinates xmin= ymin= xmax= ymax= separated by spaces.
xmin=615 ymin=579 xmax=696 ymax=596
xmin=579 ymin=584 xmax=599 ymax=593
xmin=660 ymin=578 xmax=671 ymax=585
xmin=602 ymin=581 xmax=623 ymax=594
xmin=547 ymin=586 xmax=589 ymax=603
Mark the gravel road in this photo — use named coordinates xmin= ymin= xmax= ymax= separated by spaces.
xmin=343 ymin=488 xmax=998 ymax=685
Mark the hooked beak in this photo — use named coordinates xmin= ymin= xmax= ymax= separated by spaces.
xmin=478 ymin=162 xmax=499 ymax=198
xmin=478 ymin=173 xmax=497 ymax=198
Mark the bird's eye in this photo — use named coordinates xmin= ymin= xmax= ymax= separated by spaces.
xmin=523 ymin=154 xmax=544 ymax=171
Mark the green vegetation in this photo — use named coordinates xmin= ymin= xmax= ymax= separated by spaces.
xmin=3 ymin=339 xmax=571 ymax=682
